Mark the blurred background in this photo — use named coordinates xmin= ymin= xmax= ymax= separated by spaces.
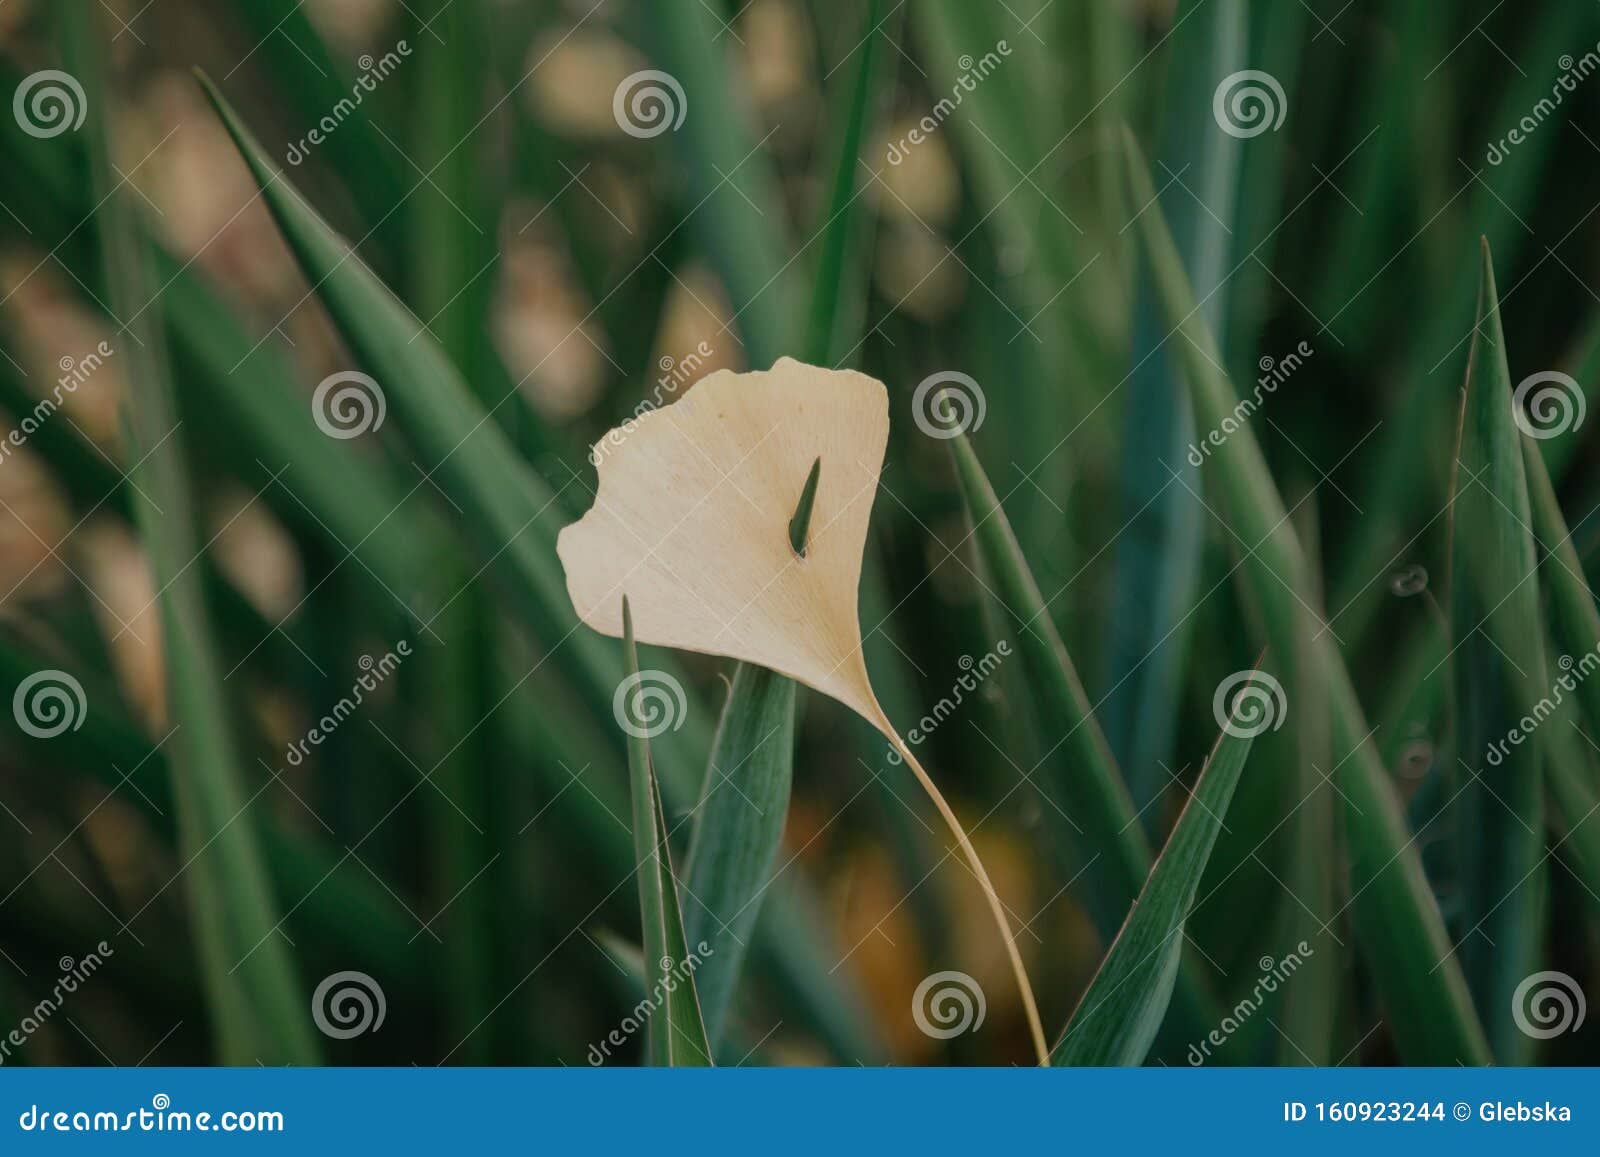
xmin=0 ymin=0 xmax=1598 ymax=1066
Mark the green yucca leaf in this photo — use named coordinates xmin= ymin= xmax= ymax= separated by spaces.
xmin=914 ymin=0 xmax=1103 ymax=395
xmin=1278 ymin=505 xmax=1339 ymax=1065
xmin=0 ymin=635 xmax=423 ymax=991
xmin=0 ymin=59 xmax=426 ymax=604
xmin=645 ymin=1 xmax=801 ymax=367
xmin=912 ymin=0 xmax=1099 ymax=558
xmin=1226 ymin=0 xmax=1306 ymax=372
xmin=1310 ymin=0 xmax=1440 ymax=350
xmin=1537 ymin=307 xmax=1600 ymax=484
xmin=77 ymin=24 xmax=318 ymax=1064
xmin=946 ymin=420 xmax=1218 ymax=1046
xmin=0 ymin=348 xmax=124 ymax=510
xmin=805 ymin=0 xmax=889 ymax=366
xmin=1121 ymin=124 xmax=1490 ymax=1064
xmin=1524 ymin=436 xmax=1600 ymax=753
xmin=622 ymin=599 xmax=713 ymax=1066
xmin=1520 ymin=432 xmax=1600 ymax=911
xmin=231 ymin=0 xmax=405 ymax=258
xmin=198 ymin=74 xmax=880 ymax=1062
xmin=947 ymin=424 xmax=1150 ymax=911
xmin=1448 ymin=240 xmax=1547 ymax=1062
xmin=408 ymin=0 xmax=507 ymax=1062
xmin=682 ymin=2 xmax=890 ymax=1053
xmin=1544 ymin=743 xmax=1600 ymax=912
xmin=196 ymin=73 xmax=708 ymax=771
xmin=1053 ymin=691 xmax=1257 ymax=1065
xmin=682 ymin=664 xmax=795 ymax=1047
xmin=1104 ymin=0 xmax=1244 ymax=816
xmin=1332 ymin=3 xmax=1599 ymax=643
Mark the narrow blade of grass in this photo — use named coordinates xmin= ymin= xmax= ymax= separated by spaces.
xmin=946 ymin=421 xmax=1219 ymax=1047
xmin=808 ymin=0 xmax=953 ymax=980
xmin=681 ymin=4 xmax=892 ymax=1052
xmin=805 ymin=0 xmax=889 ymax=366
xmin=75 ymin=20 xmax=318 ymax=1064
xmin=1544 ymin=742 xmax=1600 ymax=915
xmin=0 ymin=633 xmax=424 ymax=995
xmin=1309 ymin=0 xmax=1441 ymax=351
xmin=1122 ymin=124 xmax=1490 ymax=1064
xmin=195 ymin=73 xmax=709 ymax=774
xmin=1536 ymin=306 xmax=1600 ymax=484
xmin=229 ymin=0 xmax=405 ymax=260
xmin=913 ymin=0 xmax=1102 ymax=552
xmin=1525 ymin=436 xmax=1600 ymax=754
xmin=622 ymin=600 xmax=713 ymax=1066
xmin=1279 ymin=502 xmax=1338 ymax=1065
xmin=644 ymin=1 xmax=801 ymax=367
xmin=1448 ymin=240 xmax=1547 ymax=1062
xmin=407 ymin=0 xmax=508 ymax=1063
xmin=947 ymin=424 xmax=1150 ymax=915
xmin=1053 ymin=691 xmax=1258 ymax=1065
xmin=1104 ymin=0 xmax=1245 ymax=816
xmin=1225 ymin=0 xmax=1307 ymax=372
xmin=913 ymin=0 xmax=1106 ymax=394
xmin=1331 ymin=3 xmax=1599 ymax=644
xmin=0 ymin=71 xmax=428 ymax=604
xmin=593 ymin=929 xmax=765 ymax=1063
xmin=1520 ymin=428 xmax=1600 ymax=920
xmin=682 ymin=665 xmax=795 ymax=1047
xmin=198 ymin=74 xmax=880 ymax=1061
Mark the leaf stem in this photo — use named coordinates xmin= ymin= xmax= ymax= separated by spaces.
xmin=883 ymin=728 xmax=1049 ymax=1065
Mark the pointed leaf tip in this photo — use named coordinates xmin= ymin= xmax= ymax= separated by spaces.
xmin=788 ymin=456 xmax=821 ymax=557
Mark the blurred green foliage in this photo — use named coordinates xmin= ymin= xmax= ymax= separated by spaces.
xmin=0 ymin=0 xmax=1597 ymax=1067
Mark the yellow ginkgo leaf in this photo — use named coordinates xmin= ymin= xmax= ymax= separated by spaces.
xmin=558 ymin=357 xmax=1049 ymax=1065
xmin=559 ymin=357 xmax=886 ymax=726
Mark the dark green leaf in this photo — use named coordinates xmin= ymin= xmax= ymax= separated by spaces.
xmin=682 ymin=664 xmax=795 ymax=1046
xmin=622 ymin=600 xmax=713 ymax=1066
xmin=1447 ymin=240 xmax=1547 ymax=1062
xmin=78 ymin=24 xmax=318 ymax=1064
xmin=1053 ymin=692 xmax=1258 ymax=1065
xmin=1122 ymin=123 xmax=1490 ymax=1064
xmin=1104 ymin=0 xmax=1244 ymax=816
